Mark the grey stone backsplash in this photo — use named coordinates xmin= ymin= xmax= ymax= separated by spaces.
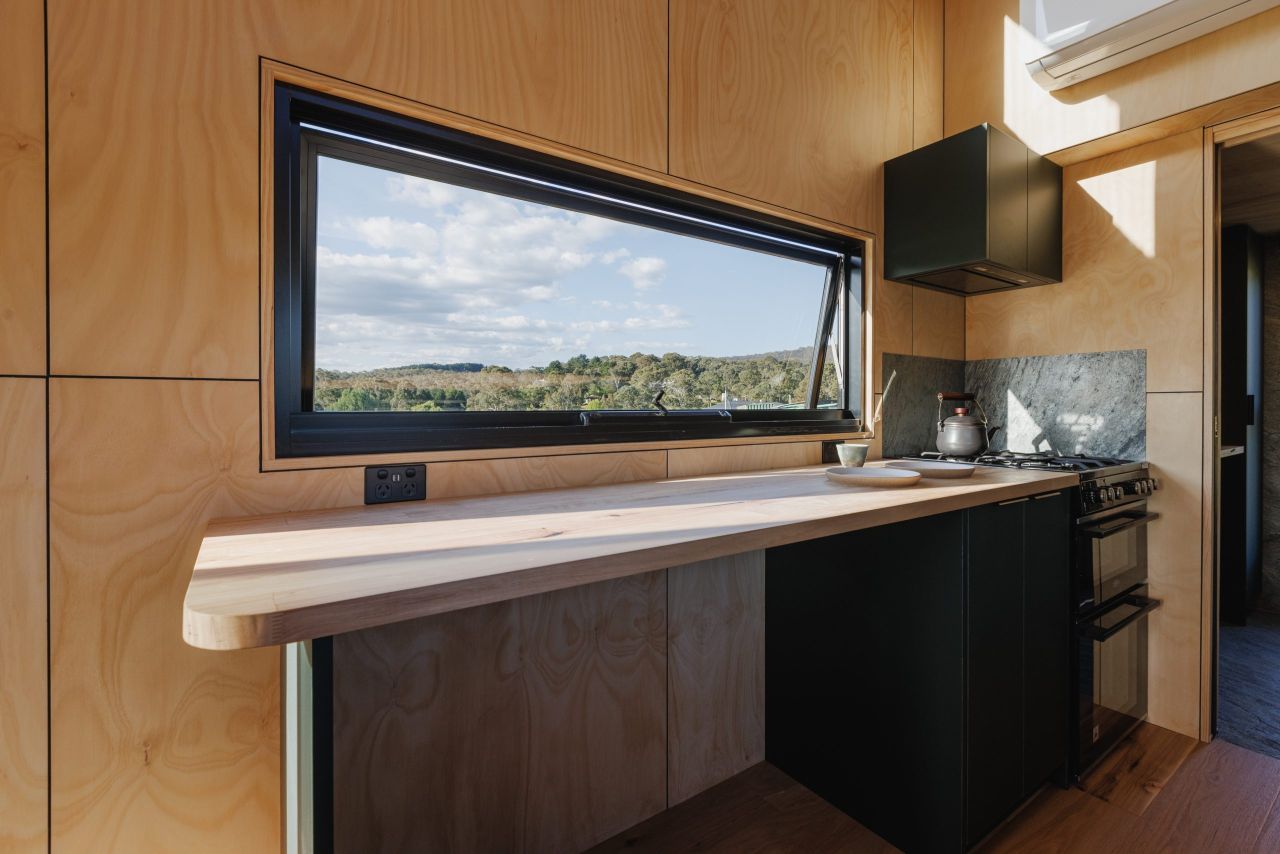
xmin=881 ymin=350 xmax=1147 ymax=460
xmin=880 ymin=353 xmax=965 ymax=457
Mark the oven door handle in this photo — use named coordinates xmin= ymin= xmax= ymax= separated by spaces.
xmin=1080 ymin=511 xmax=1160 ymax=539
xmin=1082 ymin=595 xmax=1163 ymax=642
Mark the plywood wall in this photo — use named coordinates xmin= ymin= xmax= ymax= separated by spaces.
xmin=330 ymin=552 xmax=765 ymax=850
xmin=944 ymin=0 xmax=1280 ymax=156
xmin=15 ymin=1 xmax=952 ymax=850
xmin=332 ymin=571 xmax=668 ymax=852
xmin=967 ymin=130 xmax=1207 ymax=737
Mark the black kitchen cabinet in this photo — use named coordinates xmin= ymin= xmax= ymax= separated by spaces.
xmin=766 ymin=490 xmax=1070 ymax=853
xmin=1021 ymin=491 xmax=1071 ymax=793
xmin=884 ymin=124 xmax=1062 ymax=295
xmin=767 ymin=513 xmax=965 ymax=854
xmin=964 ymin=500 xmax=1026 ymax=845
xmin=963 ymin=491 xmax=1070 ymax=847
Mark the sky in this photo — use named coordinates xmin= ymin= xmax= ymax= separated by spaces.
xmin=314 ymin=156 xmax=828 ymax=372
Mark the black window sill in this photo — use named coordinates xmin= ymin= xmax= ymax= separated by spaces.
xmin=282 ymin=410 xmax=862 ymax=457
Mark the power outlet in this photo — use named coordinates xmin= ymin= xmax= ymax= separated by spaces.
xmin=364 ymin=464 xmax=426 ymax=505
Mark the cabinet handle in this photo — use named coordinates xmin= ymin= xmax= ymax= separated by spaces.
xmin=1034 ymin=491 xmax=1063 ymax=499
xmin=998 ymin=497 xmax=1030 ymax=506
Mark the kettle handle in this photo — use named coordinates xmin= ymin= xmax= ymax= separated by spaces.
xmin=936 ymin=395 xmax=992 ymax=447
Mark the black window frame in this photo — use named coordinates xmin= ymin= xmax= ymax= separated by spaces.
xmin=272 ymin=84 xmax=866 ymax=458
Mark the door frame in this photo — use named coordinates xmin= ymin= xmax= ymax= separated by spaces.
xmin=1201 ymin=108 xmax=1280 ymax=741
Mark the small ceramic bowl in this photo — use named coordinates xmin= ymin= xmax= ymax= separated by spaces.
xmin=835 ymin=442 xmax=870 ymax=468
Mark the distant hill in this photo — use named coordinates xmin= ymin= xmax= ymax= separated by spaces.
xmin=723 ymin=346 xmax=812 ymax=363
xmin=317 ymin=362 xmax=484 ymax=379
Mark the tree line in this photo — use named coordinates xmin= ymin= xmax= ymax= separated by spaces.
xmin=314 ymin=350 xmax=838 ymax=412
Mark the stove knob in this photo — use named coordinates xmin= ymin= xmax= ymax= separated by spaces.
xmin=1149 ymin=478 xmax=1160 ymax=492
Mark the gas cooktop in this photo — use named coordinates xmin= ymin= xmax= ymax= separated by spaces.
xmin=905 ymin=450 xmax=1144 ymax=478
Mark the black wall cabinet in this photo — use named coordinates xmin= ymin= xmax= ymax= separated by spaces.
xmin=884 ymin=124 xmax=1062 ymax=295
xmin=766 ymin=490 xmax=1070 ymax=853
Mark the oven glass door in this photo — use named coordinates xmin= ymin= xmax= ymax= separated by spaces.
xmin=1075 ymin=590 xmax=1160 ymax=777
xmin=1079 ymin=503 xmax=1154 ymax=609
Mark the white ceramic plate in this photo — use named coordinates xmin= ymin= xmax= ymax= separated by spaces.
xmin=825 ymin=466 xmax=922 ymax=488
xmin=884 ymin=460 xmax=977 ymax=479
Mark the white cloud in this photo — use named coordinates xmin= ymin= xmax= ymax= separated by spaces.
xmin=618 ymin=256 xmax=666 ymax=291
xmin=311 ymin=174 xmax=689 ymax=370
xmin=348 ymin=216 xmax=438 ymax=253
xmin=388 ymin=175 xmax=460 ymax=208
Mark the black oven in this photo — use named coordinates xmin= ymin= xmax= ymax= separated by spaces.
xmin=1074 ymin=500 xmax=1159 ymax=613
xmin=1074 ymin=586 xmax=1161 ymax=777
xmin=1069 ymin=465 xmax=1162 ymax=780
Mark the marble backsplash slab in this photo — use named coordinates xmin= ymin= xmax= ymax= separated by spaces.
xmin=966 ymin=350 xmax=1147 ymax=460
xmin=880 ymin=353 xmax=965 ymax=457
xmin=880 ymin=350 xmax=1147 ymax=460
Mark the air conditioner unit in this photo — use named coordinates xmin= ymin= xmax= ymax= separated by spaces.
xmin=1021 ymin=0 xmax=1280 ymax=90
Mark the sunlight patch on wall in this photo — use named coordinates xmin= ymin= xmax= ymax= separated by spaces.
xmin=1002 ymin=15 xmax=1120 ymax=154
xmin=1007 ymin=389 xmax=1052 ymax=452
xmin=1078 ymin=159 xmax=1157 ymax=258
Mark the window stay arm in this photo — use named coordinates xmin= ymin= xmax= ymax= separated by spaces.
xmin=806 ymin=256 xmax=844 ymax=409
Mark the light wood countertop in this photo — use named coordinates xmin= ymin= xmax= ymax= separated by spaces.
xmin=182 ymin=463 xmax=1077 ymax=650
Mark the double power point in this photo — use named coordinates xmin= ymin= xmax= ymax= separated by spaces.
xmin=364 ymin=464 xmax=427 ymax=505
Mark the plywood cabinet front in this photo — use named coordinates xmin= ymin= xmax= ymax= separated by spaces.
xmin=670 ymin=0 xmax=914 ymax=230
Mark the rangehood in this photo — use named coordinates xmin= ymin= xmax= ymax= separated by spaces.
xmin=884 ymin=124 xmax=1062 ymax=295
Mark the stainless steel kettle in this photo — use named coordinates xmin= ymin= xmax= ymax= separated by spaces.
xmin=935 ymin=392 xmax=998 ymax=456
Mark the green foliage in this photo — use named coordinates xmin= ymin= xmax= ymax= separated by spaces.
xmin=313 ymin=348 xmax=839 ymax=413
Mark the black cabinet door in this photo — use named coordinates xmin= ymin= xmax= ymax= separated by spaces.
xmin=766 ymin=512 xmax=966 ymax=854
xmin=964 ymin=499 xmax=1026 ymax=848
xmin=1023 ymin=490 xmax=1071 ymax=791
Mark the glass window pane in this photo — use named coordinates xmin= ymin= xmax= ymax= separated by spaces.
xmin=312 ymin=155 xmax=836 ymax=413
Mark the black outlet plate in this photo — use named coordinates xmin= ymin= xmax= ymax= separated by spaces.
xmin=364 ymin=464 xmax=427 ymax=504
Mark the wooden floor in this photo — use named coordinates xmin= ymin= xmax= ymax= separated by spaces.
xmin=1219 ymin=609 xmax=1280 ymax=761
xmin=589 ymin=724 xmax=1280 ymax=853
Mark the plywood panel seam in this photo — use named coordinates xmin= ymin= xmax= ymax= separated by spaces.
xmin=911 ymin=0 xmax=917 ymax=148
xmin=666 ymin=0 xmax=671 ymax=176
xmin=51 ymin=374 xmax=258 ymax=382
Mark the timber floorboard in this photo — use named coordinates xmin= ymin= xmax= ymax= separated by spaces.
xmin=1219 ymin=610 xmax=1280 ymax=761
xmin=590 ymin=725 xmax=1280 ymax=853
xmin=1078 ymin=721 xmax=1198 ymax=815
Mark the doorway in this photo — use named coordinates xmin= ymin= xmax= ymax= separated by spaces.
xmin=1214 ymin=124 xmax=1280 ymax=759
